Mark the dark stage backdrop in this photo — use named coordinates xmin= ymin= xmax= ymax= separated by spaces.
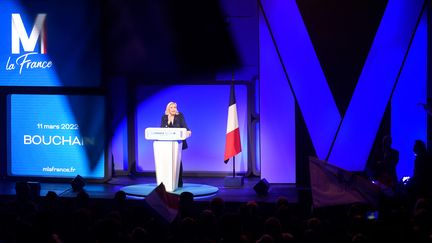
xmin=107 ymin=0 xmax=257 ymax=176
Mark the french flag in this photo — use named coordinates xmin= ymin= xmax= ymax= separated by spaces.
xmin=224 ymin=83 xmax=242 ymax=163
xmin=309 ymin=157 xmax=380 ymax=208
xmin=145 ymin=183 xmax=179 ymax=223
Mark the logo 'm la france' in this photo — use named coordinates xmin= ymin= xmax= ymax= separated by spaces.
xmin=5 ymin=13 xmax=52 ymax=75
xmin=11 ymin=13 xmax=47 ymax=54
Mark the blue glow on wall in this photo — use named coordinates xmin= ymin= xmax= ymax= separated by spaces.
xmin=259 ymin=0 xmax=427 ymax=182
xmin=392 ymin=10 xmax=427 ymax=180
xmin=259 ymin=7 xmax=295 ymax=183
xmin=328 ymin=0 xmax=425 ymax=171
xmin=135 ymin=85 xmax=248 ymax=174
xmin=260 ymin=0 xmax=341 ymax=161
xmin=8 ymin=94 xmax=106 ymax=179
xmin=111 ymin=118 xmax=128 ymax=171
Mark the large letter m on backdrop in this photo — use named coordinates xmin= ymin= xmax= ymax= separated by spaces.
xmin=259 ymin=0 xmax=427 ymax=183
xmin=11 ymin=13 xmax=47 ymax=54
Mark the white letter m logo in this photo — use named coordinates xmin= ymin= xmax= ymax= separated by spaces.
xmin=11 ymin=13 xmax=47 ymax=54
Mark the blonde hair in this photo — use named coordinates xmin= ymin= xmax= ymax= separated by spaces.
xmin=165 ymin=101 xmax=179 ymax=115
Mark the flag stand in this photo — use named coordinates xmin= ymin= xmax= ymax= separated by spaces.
xmin=223 ymin=80 xmax=243 ymax=187
xmin=224 ymin=156 xmax=244 ymax=187
xmin=232 ymin=156 xmax=235 ymax=177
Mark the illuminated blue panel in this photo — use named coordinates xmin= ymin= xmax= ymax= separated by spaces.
xmin=111 ymin=118 xmax=128 ymax=171
xmin=260 ymin=0 xmax=340 ymax=160
xmin=392 ymin=11 xmax=427 ymax=179
xmin=328 ymin=0 xmax=425 ymax=170
xmin=8 ymin=94 xmax=106 ymax=179
xmin=109 ymin=77 xmax=129 ymax=171
xmin=259 ymin=10 xmax=295 ymax=183
xmin=135 ymin=85 xmax=248 ymax=173
xmin=0 ymin=0 xmax=100 ymax=86
xmin=254 ymin=122 xmax=261 ymax=173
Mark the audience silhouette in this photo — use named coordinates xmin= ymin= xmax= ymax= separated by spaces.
xmin=2 ymin=135 xmax=432 ymax=243
xmin=371 ymin=135 xmax=400 ymax=188
xmin=410 ymin=140 xmax=432 ymax=199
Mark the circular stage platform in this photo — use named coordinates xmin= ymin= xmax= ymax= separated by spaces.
xmin=120 ymin=183 xmax=219 ymax=198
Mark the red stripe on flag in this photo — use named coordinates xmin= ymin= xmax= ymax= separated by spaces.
xmin=224 ymin=128 xmax=241 ymax=163
xmin=224 ymin=83 xmax=241 ymax=163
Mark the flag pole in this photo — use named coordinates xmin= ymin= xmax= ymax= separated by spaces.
xmin=232 ymin=156 xmax=235 ymax=178
xmin=223 ymin=71 xmax=243 ymax=187
xmin=231 ymin=72 xmax=236 ymax=179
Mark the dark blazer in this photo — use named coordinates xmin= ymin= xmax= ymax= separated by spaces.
xmin=160 ymin=112 xmax=190 ymax=149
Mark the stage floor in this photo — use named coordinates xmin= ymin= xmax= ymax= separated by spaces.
xmin=0 ymin=175 xmax=304 ymax=204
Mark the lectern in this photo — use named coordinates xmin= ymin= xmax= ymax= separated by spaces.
xmin=145 ymin=127 xmax=188 ymax=192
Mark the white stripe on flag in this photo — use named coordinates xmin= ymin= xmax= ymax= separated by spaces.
xmin=226 ymin=104 xmax=239 ymax=133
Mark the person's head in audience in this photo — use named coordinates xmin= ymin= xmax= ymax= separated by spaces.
xmin=276 ymin=196 xmax=289 ymax=209
xmin=264 ymin=217 xmax=282 ymax=240
xmin=256 ymin=234 xmax=274 ymax=243
xmin=131 ymin=227 xmax=150 ymax=243
xmin=46 ymin=191 xmax=58 ymax=200
xmin=180 ymin=191 xmax=194 ymax=204
xmin=15 ymin=181 xmax=30 ymax=201
xmin=114 ymin=190 xmax=126 ymax=201
xmin=210 ymin=197 xmax=225 ymax=216
xmin=414 ymin=140 xmax=427 ymax=157
xmin=76 ymin=190 xmax=90 ymax=208
xmin=414 ymin=198 xmax=431 ymax=213
xmin=351 ymin=233 xmax=368 ymax=243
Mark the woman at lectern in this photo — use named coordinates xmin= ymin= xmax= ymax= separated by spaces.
xmin=161 ymin=102 xmax=191 ymax=187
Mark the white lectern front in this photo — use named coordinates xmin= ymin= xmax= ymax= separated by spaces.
xmin=145 ymin=127 xmax=188 ymax=192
